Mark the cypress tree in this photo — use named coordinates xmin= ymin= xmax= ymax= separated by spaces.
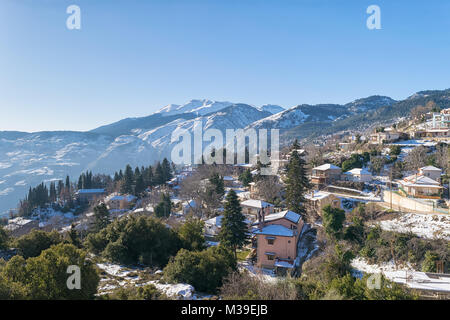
xmin=154 ymin=162 xmax=164 ymax=185
xmin=121 ymin=164 xmax=134 ymax=194
xmin=285 ymin=149 xmax=310 ymax=215
xmin=218 ymin=189 xmax=249 ymax=259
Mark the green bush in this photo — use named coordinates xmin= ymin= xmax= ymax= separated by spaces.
xmin=163 ymin=246 xmax=236 ymax=294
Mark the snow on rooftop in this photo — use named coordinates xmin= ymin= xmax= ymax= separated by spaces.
xmin=205 ymin=215 xmax=251 ymax=227
xmin=264 ymin=210 xmax=301 ymax=224
xmin=420 ymin=166 xmax=442 ymax=172
xmin=105 ymin=193 xmax=137 ymax=202
xmin=401 ymin=174 xmax=441 ymax=186
xmin=254 ymin=224 xmax=294 ymax=237
xmin=313 ymin=163 xmax=341 ymax=171
xmin=76 ymin=189 xmax=105 ymax=194
xmin=346 ymin=168 xmax=371 ymax=175
xmin=241 ymin=199 xmax=274 ymax=208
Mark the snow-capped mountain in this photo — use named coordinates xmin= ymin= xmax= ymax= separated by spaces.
xmin=345 ymin=96 xmax=396 ymax=113
xmin=249 ymin=96 xmax=397 ymax=130
xmin=1 ymin=90 xmax=448 ymax=215
xmin=0 ymin=103 xmax=270 ymax=215
xmin=257 ymin=104 xmax=285 ymax=114
xmin=155 ymin=99 xmax=234 ymax=117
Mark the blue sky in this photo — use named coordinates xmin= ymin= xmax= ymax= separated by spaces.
xmin=1 ymin=0 xmax=449 ymax=132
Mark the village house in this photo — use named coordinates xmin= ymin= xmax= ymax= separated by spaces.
xmin=418 ymin=166 xmax=443 ymax=183
xmin=398 ymin=174 xmax=443 ymax=199
xmin=240 ymin=199 xmax=274 ymax=221
xmin=182 ymin=199 xmax=198 ymax=215
xmin=105 ymin=193 xmax=137 ymax=210
xmin=75 ymin=189 xmax=106 ymax=202
xmin=343 ymin=168 xmax=372 ymax=183
xmin=204 ymin=214 xmax=251 ymax=238
xmin=223 ymin=176 xmax=236 ymax=187
xmin=370 ymin=128 xmax=401 ymax=145
xmin=305 ymin=191 xmax=341 ymax=215
xmin=310 ymin=163 xmax=342 ymax=187
xmin=253 ymin=210 xmax=303 ymax=270
xmin=412 ymin=109 xmax=450 ymax=141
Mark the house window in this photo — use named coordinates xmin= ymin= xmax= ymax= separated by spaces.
xmin=265 ymin=252 xmax=275 ymax=261
xmin=266 ymin=237 xmax=275 ymax=245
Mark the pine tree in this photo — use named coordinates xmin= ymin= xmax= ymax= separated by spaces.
xmin=49 ymin=182 xmax=57 ymax=203
xmin=285 ymin=149 xmax=310 ymax=215
xmin=154 ymin=193 xmax=172 ymax=218
xmin=162 ymin=158 xmax=173 ymax=182
xmin=93 ymin=203 xmax=110 ymax=232
xmin=134 ymin=173 xmax=145 ymax=196
xmin=121 ymin=165 xmax=134 ymax=194
xmin=239 ymin=169 xmax=253 ymax=187
xmin=209 ymin=172 xmax=225 ymax=197
xmin=153 ymin=162 xmax=164 ymax=185
xmin=218 ymin=189 xmax=249 ymax=259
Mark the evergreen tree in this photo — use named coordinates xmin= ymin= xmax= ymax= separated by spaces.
xmin=218 ymin=189 xmax=249 ymax=259
xmin=209 ymin=172 xmax=225 ymax=197
xmin=161 ymin=158 xmax=173 ymax=183
xmin=121 ymin=165 xmax=134 ymax=194
xmin=49 ymin=182 xmax=57 ymax=203
xmin=239 ymin=169 xmax=253 ymax=187
xmin=145 ymin=165 xmax=154 ymax=187
xmin=154 ymin=193 xmax=172 ymax=218
xmin=57 ymin=180 xmax=64 ymax=200
xmin=93 ymin=203 xmax=110 ymax=232
xmin=285 ymin=149 xmax=310 ymax=214
xmin=77 ymin=174 xmax=84 ymax=190
xmin=153 ymin=162 xmax=164 ymax=185
xmin=134 ymin=173 xmax=145 ymax=196
xmin=322 ymin=205 xmax=346 ymax=239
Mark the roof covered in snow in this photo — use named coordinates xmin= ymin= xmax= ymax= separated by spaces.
xmin=254 ymin=224 xmax=294 ymax=237
xmin=345 ymin=168 xmax=371 ymax=175
xmin=76 ymin=189 xmax=105 ymax=194
xmin=401 ymin=174 xmax=441 ymax=187
xmin=264 ymin=210 xmax=301 ymax=224
xmin=205 ymin=215 xmax=251 ymax=227
xmin=105 ymin=193 xmax=137 ymax=202
xmin=420 ymin=165 xmax=442 ymax=172
xmin=313 ymin=163 xmax=341 ymax=171
xmin=241 ymin=199 xmax=274 ymax=208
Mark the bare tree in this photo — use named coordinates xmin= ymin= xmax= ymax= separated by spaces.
xmin=254 ymin=176 xmax=283 ymax=204
xmin=405 ymin=146 xmax=428 ymax=171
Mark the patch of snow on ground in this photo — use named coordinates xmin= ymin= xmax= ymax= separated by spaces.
xmin=96 ymin=263 xmax=133 ymax=278
xmin=376 ymin=213 xmax=450 ymax=240
xmin=238 ymin=260 xmax=277 ymax=283
xmin=352 ymin=257 xmax=450 ymax=293
xmin=148 ymin=281 xmax=194 ymax=299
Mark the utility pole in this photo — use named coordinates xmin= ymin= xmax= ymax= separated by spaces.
xmin=389 ymin=166 xmax=393 ymax=210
